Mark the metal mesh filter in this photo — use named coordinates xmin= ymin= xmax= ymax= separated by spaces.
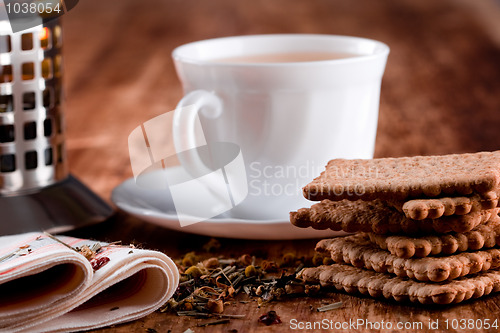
xmin=0 ymin=19 xmax=66 ymax=194
xmin=0 ymin=13 xmax=112 ymax=235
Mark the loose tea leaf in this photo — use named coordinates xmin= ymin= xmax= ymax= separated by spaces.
xmin=206 ymin=299 xmax=224 ymax=313
xmin=78 ymin=245 xmax=96 ymax=261
xmin=44 ymin=232 xmax=78 ymax=252
xmin=203 ymin=238 xmax=221 ymax=252
xmin=91 ymin=257 xmax=110 ymax=271
xmin=317 ymin=302 xmax=343 ymax=312
xmin=197 ymin=319 xmax=230 ymax=327
xmin=163 ymin=245 xmax=332 ymax=326
xmin=258 ymin=311 xmax=282 ymax=326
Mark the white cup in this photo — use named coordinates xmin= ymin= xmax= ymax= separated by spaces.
xmin=172 ymin=34 xmax=389 ymax=220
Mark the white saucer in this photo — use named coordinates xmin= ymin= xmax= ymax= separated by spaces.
xmin=111 ymin=166 xmax=345 ymax=240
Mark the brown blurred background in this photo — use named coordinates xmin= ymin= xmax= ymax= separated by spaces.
xmin=63 ymin=0 xmax=500 ymax=201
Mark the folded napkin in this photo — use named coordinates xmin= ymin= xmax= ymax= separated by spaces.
xmin=0 ymin=233 xmax=179 ymax=333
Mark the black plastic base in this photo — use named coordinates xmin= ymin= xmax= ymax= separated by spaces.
xmin=0 ymin=175 xmax=114 ymax=235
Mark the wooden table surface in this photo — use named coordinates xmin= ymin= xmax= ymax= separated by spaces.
xmin=61 ymin=0 xmax=500 ymax=332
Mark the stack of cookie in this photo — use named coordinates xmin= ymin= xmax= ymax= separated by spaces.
xmin=290 ymin=151 xmax=500 ymax=304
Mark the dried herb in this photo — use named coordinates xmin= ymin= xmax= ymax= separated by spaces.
xmin=145 ymin=329 xmax=157 ymax=333
xmin=163 ymin=245 xmax=333 ymax=326
xmin=258 ymin=311 xmax=282 ymax=326
xmin=44 ymin=232 xmax=78 ymax=252
xmin=244 ymin=265 xmax=257 ymax=277
xmin=281 ymin=253 xmax=296 ymax=266
xmin=185 ymin=266 xmax=203 ymax=278
xmin=0 ymin=245 xmax=32 ymax=263
xmin=91 ymin=257 xmax=110 ymax=271
xmin=90 ymin=243 xmax=101 ymax=253
xmin=311 ymin=253 xmax=324 ymax=266
xmin=237 ymin=254 xmax=252 ymax=266
xmin=305 ymin=284 xmax=321 ymax=296
xmin=317 ymin=301 xmax=343 ymax=312
xmin=285 ymin=283 xmax=305 ymax=294
xmin=197 ymin=319 xmax=230 ymax=327
xmin=206 ymin=299 xmax=224 ymax=313
xmin=203 ymin=257 xmax=220 ymax=269
xmin=261 ymin=260 xmax=278 ymax=272
xmin=78 ymin=245 xmax=96 ymax=261
xmin=176 ymin=311 xmax=245 ymax=319
xmin=203 ymin=238 xmax=221 ymax=252
xmin=182 ymin=252 xmax=197 ymax=267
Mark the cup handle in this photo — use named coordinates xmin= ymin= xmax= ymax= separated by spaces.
xmin=173 ymin=90 xmax=249 ymax=214
xmin=173 ymin=89 xmax=222 ymax=151
xmin=172 ymin=90 xmax=226 ymax=195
